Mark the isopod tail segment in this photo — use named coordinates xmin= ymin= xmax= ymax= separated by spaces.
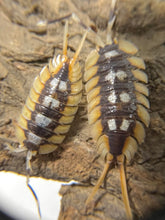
xmin=13 ymin=17 xmax=88 ymax=219
xmin=84 ymin=0 xmax=150 ymax=220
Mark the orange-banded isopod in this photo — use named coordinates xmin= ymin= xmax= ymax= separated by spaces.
xmin=16 ymin=20 xmax=87 ymax=160
xmin=13 ymin=18 xmax=88 ymax=218
xmin=84 ymin=1 xmax=150 ymax=219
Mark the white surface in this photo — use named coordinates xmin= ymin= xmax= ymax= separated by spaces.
xmin=0 ymin=171 xmax=77 ymax=220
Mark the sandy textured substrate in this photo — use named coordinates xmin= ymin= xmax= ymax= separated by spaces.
xmin=0 ymin=0 xmax=165 ymax=219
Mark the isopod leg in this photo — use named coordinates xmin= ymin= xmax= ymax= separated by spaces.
xmin=85 ymin=153 xmax=113 ymax=206
xmin=118 ymin=155 xmax=133 ymax=220
xmin=26 ymin=150 xmax=41 ymax=219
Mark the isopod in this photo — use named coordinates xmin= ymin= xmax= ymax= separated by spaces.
xmin=84 ymin=1 xmax=150 ymax=219
xmin=13 ymin=17 xmax=87 ymax=218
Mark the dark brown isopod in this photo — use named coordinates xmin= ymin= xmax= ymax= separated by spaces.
xmin=84 ymin=1 xmax=150 ymax=219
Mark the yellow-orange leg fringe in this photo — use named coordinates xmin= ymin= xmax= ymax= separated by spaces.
xmin=119 ymin=156 xmax=133 ymax=220
xmin=85 ymin=157 xmax=111 ymax=206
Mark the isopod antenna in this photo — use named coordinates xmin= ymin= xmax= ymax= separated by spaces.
xmin=26 ymin=150 xmax=41 ymax=219
xmin=48 ymin=12 xmax=88 ymax=66
xmin=106 ymin=0 xmax=117 ymax=44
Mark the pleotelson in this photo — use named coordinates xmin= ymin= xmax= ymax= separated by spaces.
xmin=84 ymin=40 xmax=150 ymax=160
xmin=15 ymin=55 xmax=82 ymax=154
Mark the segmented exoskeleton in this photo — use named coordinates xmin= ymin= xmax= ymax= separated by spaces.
xmin=84 ymin=1 xmax=150 ymax=219
xmin=14 ymin=18 xmax=87 ymax=218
